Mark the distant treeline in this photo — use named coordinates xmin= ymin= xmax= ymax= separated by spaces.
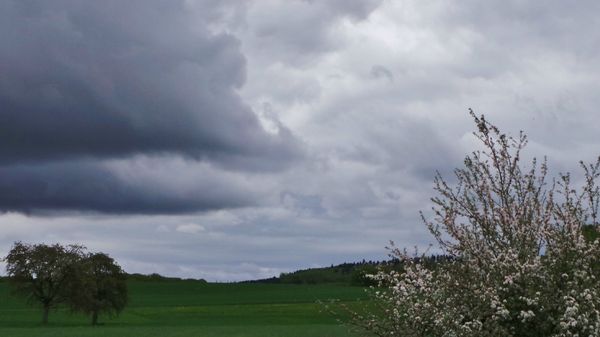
xmin=243 ymin=255 xmax=453 ymax=286
xmin=1 ymin=256 xmax=454 ymax=286
xmin=244 ymin=226 xmax=600 ymax=286
xmin=126 ymin=273 xmax=207 ymax=283
xmin=0 ymin=273 xmax=206 ymax=283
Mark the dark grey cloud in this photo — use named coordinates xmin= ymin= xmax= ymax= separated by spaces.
xmin=0 ymin=0 xmax=301 ymax=170
xmin=0 ymin=0 xmax=305 ymax=214
xmin=0 ymin=158 xmax=260 ymax=214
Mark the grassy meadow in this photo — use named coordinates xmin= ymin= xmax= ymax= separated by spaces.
xmin=0 ymin=279 xmax=368 ymax=337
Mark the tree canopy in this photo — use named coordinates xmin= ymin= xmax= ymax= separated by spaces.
xmin=3 ymin=242 xmax=127 ymax=325
xmin=4 ymin=242 xmax=84 ymax=324
xmin=69 ymin=252 xmax=128 ymax=325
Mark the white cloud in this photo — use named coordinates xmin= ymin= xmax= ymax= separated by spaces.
xmin=176 ymin=223 xmax=206 ymax=234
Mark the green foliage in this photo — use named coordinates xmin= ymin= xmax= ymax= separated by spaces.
xmin=68 ymin=253 xmax=128 ymax=325
xmin=272 ymin=258 xmax=453 ymax=287
xmin=350 ymin=265 xmax=378 ymax=286
xmin=277 ymin=262 xmax=387 ymax=285
xmin=280 ymin=267 xmax=351 ymax=284
xmin=3 ymin=242 xmax=85 ymax=324
xmin=3 ymin=242 xmax=128 ymax=325
xmin=582 ymin=224 xmax=600 ymax=242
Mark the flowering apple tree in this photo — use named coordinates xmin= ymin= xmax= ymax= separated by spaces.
xmin=353 ymin=111 xmax=600 ymax=337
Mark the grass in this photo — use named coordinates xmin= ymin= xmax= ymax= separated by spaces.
xmin=0 ymin=325 xmax=353 ymax=337
xmin=0 ymin=280 xmax=368 ymax=336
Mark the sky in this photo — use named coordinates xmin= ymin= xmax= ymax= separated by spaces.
xmin=1 ymin=0 xmax=600 ymax=281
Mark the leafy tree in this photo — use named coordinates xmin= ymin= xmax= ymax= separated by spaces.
xmin=352 ymin=111 xmax=600 ymax=337
xmin=69 ymin=252 xmax=128 ymax=325
xmin=3 ymin=242 xmax=85 ymax=324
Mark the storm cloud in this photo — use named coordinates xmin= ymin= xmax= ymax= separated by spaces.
xmin=0 ymin=157 xmax=265 ymax=214
xmin=0 ymin=0 xmax=304 ymax=213
xmin=0 ymin=1 xmax=301 ymax=168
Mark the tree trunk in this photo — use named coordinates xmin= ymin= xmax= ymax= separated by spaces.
xmin=91 ymin=310 xmax=98 ymax=326
xmin=42 ymin=306 xmax=49 ymax=325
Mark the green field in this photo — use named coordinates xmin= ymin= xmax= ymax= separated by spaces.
xmin=0 ymin=280 xmax=368 ymax=336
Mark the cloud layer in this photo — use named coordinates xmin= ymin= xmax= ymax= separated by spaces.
xmin=2 ymin=0 xmax=600 ymax=280
xmin=0 ymin=0 xmax=304 ymax=213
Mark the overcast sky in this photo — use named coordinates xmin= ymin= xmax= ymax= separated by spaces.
xmin=1 ymin=0 xmax=600 ymax=281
